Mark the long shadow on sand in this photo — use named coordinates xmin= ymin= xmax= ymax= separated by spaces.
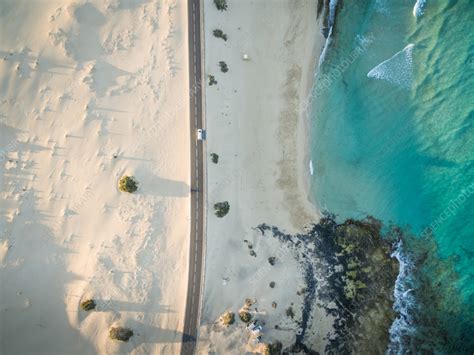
xmin=0 ymin=125 xmax=95 ymax=353
xmin=110 ymin=320 xmax=185 ymax=353
xmin=0 ymin=198 xmax=95 ymax=354
xmin=138 ymin=175 xmax=189 ymax=198
xmin=94 ymin=299 xmax=175 ymax=314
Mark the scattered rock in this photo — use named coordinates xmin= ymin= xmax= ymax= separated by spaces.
xmin=285 ymin=307 xmax=295 ymax=319
xmin=296 ymin=287 xmax=307 ymax=295
xmin=244 ymin=240 xmax=257 ymax=257
xmin=268 ymin=256 xmax=276 ymax=265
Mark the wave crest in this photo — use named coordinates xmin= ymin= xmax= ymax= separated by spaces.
xmin=367 ymin=44 xmax=414 ymax=89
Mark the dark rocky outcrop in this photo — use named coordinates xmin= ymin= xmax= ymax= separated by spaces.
xmin=257 ymin=214 xmax=399 ymax=353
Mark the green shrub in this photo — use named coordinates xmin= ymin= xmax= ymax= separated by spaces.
xmin=214 ymin=201 xmax=229 ymax=217
xmin=265 ymin=341 xmax=283 ymax=355
xmin=109 ymin=327 xmax=134 ymax=342
xmin=285 ymin=306 xmax=295 ymax=319
xmin=80 ymin=299 xmax=96 ymax=311
xmin=263 ymin=344 xmax=271 ymax=355
xmin=239 ymin=311 xmax=252 ymax=323
xmin=269 ymin=281 xmax=276 ymax=288
xmin=213 ymin=29 xmax=228 ymax=41
xmin=214 ymin=0 xmax=228 ymax=11
xmin=210 ymin=153 xmax=219 ymax=163
xmin=219 ymin=61 xmax=228 ymax=73
xmin=268 ymin=256 xmax=276 ymax=265
xmin=208 ymin=75 xmax=217 ymax=86
xmin=118 ymin=175 xmax=138 ymax=193
xmin=221 ymin=311 xmax=235 ymax=326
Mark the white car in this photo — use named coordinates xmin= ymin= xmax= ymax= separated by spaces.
xmin=197 ymin=128 xmax=205 ymax=140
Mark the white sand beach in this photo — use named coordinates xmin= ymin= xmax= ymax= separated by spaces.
xmin=0 ymin=0 xmax=190 ymax=354
xmin=199 ymin=0 xmax=331 ymax=352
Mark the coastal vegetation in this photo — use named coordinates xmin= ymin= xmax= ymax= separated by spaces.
xmin=109 ymin=327 xmax=134 ymax=342
xmin=219 ymin=61 xmax=228 ymax=73
xmin=214 ymin=201 xmax=229 ymax=217
xmin=238 ymin=310 xmax=252 ymax=323
xmin=262 ymin=341 xmax=283 ymax=355
xmin=80 ymin=299 xmax=96 ymax=311
xmin=210 ymin=153 xmax=219 ymax=163
xmin=208 ymin=75 xmax=217 ymax=86
xmin=220 ymin=311 xmax=235 ymax=326
xmin=213 ymin=0 xmax=227 ymax=11
xmin=118 ymin=175 xmax=138 ymax=193
xmin=213 ymin=29 xmax=228 ymax=41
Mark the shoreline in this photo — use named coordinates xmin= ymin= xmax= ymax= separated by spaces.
xmin=298 ymin=46 xmax=322 ymax=224
xmin=199 ymin=0 xmax=328 ymax=352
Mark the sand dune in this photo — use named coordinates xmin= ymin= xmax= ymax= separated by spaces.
xmin=0 ymin=0 xmax=189 ymax=353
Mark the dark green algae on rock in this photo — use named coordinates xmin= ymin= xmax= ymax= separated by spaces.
xmin=256 ymin=215 xmax=399 ymax=354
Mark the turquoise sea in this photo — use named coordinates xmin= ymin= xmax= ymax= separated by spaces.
xmin=310 ymin=0 xmax=474 ymax=352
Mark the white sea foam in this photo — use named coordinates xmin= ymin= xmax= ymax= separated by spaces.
xmin=367 ymin=44 xmax=414 ymax=89
xmin=356 ymin=34 xmax=374 ymax=48
xmin=319 ymin=35 xmax=332 ymax=67
xmin=318 ymin=0 xmax=338 ymax=68
xmin=387 ymin=240 xmax=418 ymax=354
xmin=309 ymin=160 xmax=314 ymax=176
xmin=374 ymin=0 xmax=391 ymax=15
xmin=413 ymin=0 xmax=427 ymax=17
xmin=328 ymin=0 xmax=338 ymax=28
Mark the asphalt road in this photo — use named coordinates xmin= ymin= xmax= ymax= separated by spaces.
xmin=181 ymin=0 xmax=204 ymax=354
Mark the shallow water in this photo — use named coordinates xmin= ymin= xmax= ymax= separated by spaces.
xmin=310 ymin=0 xmax=474 ymax=352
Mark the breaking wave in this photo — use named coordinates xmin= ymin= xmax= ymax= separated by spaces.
xmin=413 ymin=0 xmax=427 ymax=18
xmin=387 ymin=240 xmax=418 ymax=354
xmin=367 ymin=44 xmax=414 ymax=88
